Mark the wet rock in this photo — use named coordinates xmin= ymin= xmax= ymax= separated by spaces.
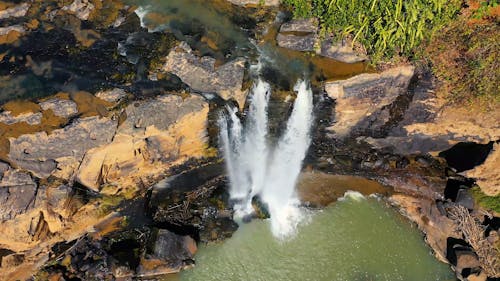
xmin=39 ymin=98 xmax=78 ymax=118
xmin=0 ymin=110 xmax=42 ymax=125
xmin=137 ymin=229 xmax=196 ymax=277
xmin=76 ymin=95 xmax=209 ymax=192
xmin=149 ymin=164 xmax=237 ymax=242
xmin=390 ymin=194 xmax=459 ymax=263
xmin=363 ymin=70 xmax=500 ymax=156
xmin=0 ymin=169 xmax=37 ymax=221
xmin=162 ymin=42 xmax=247 ymax=108
xmin=325 ymin=65 xmax=415 ymax=138
xmin=95 ymin=88 xmax=128 ymax=103
xmin=8 ymin=116 xmax=117 ymax=180
xmin=199 ymin=217 xmax=239 ymax=243
xmin=0 ymin=3 xmax=30 ymax=20
xmin=462 ymin=143 xmax=500 ymax=196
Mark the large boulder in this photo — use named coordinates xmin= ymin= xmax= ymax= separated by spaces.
xmin=137 ymin=229 xmax=197 ymax=277
xmin=325 ymin=65 xmax=415 ymax=138
xmin=75 ymin=94 xmax=210 ymax=192
xmin=162 ymin=42 xmax=247 ymax=108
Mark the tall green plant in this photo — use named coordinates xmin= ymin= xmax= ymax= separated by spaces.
xmin=282 ymin=0 xmax=462 ymax=62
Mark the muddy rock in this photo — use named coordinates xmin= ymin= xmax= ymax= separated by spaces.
xmin=325 ymin=65 xmax=415 ymax=138
xmin=276 ymin=33 xmax=316 ymax=51
xmin=162 ymin=42 xmax=247 ymax=108
xmin=8 ymin=116 xmax=117 ymax=179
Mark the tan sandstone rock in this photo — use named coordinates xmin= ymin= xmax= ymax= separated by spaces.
xmin=462 ymin=143 xmax=500 ymax=196
xmin=325 ymin=65 xmax=415 ymax=138
xmin=76 ymin=95 xmax=210 ymax=192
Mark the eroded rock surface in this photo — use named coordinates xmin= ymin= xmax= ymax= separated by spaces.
xmin=8 ymin=116 xmax=117 ymax=179
xmin=76 ymin=94 xmax=209 ymax=192
xmin=325 ymin=65 xmax=415 ymax=138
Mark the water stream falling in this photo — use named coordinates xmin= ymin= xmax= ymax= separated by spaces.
xmin=219 ymin=78 xmax=313 ymax=238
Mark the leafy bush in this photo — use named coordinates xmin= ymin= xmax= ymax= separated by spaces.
xmin=282 ymin=0 xmax=462 ymax=62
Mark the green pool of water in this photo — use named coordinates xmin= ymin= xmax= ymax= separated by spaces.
xmin=181 ymin=193 xmax=454 ymax=281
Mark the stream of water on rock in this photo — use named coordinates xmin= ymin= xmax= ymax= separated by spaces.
xmin=219 ymin=78 xmax=313 ymax=238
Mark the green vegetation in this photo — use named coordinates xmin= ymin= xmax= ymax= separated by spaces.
xmin=470 ymin=186 xmax=500 ymax=213
xmin=282 ymin=0 xmax=462 ymax=62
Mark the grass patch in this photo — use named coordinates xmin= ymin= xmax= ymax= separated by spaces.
xmin=281 ymin=0 xmax=462 ymax=63
xmin=470 ymin=186 xmax=500 ymax=213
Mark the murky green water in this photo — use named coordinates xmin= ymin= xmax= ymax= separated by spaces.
xmin=181 ymin=193 xmax=454 ymax=281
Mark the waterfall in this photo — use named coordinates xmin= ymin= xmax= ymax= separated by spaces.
xmin=219 ymin=78 xmax=313 ymax=238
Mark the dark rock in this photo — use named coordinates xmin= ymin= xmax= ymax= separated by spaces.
xmin=148 ymin=163 xmax=238 ymax=242
xmin=136 ymin=228 xmax=196 ymax=277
